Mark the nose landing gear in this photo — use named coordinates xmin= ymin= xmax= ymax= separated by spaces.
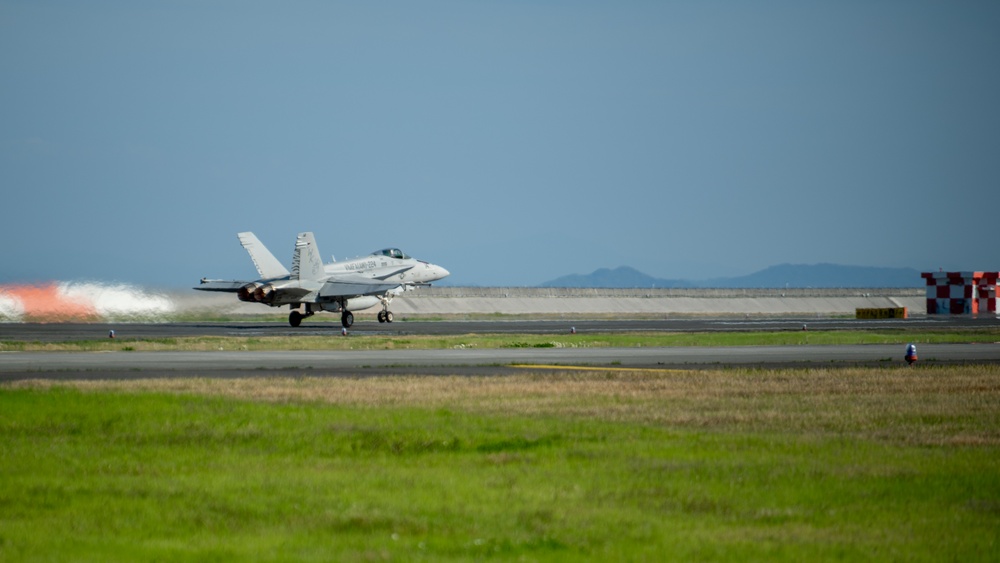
xmin=377 ymin=292 xmax=396 ymax=323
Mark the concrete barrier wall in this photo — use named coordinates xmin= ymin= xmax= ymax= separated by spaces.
xmin=391 ymin=287 xmax=926 ymax=316
xmin=410 ymin=287 xmax=923 ymax=298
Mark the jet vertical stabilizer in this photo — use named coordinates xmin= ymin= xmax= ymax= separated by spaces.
xmin=238 ymin=232 xmax=290 ymax=279
xmin=292 ymin=232 xmax=325 ymax=281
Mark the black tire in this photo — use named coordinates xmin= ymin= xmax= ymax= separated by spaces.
xmin=377 ymin=311 xmax=386 ymax=323
xmin=385 ymin=311 xmax=394 ymax=323
xmin=341 ymin=311 xmax=354 ymax=328
xmin=289 ymin=311 xmax=303 ymax=327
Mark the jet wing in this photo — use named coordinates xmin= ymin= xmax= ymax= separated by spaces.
xmin=194 ymin=279 xmax=247 ymax=292
xmin=318 ymin=280 xmax=405 ymax=298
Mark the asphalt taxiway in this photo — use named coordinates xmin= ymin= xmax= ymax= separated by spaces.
xmin=1 ymin=315 xmax=997 ymax=342
xmin=2 ymin=317 xmax=998 ymax=381
xmin=3 ymin=343 xmax=1000 ymax=381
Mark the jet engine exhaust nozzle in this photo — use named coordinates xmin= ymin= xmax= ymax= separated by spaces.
xmin=238 ymin=283 xmax=262 ymax=302
xmin=254 ymin=284 xmax=277 ymax=304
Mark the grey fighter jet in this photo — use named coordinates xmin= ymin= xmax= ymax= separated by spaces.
xmin=195 ymin=232 xmax=449 ymax=327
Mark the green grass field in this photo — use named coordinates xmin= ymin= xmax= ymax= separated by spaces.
xmin=3 ymin=365 xmax=998 ymax=561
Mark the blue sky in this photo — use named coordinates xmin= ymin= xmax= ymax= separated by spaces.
xmin=2 ymin=1 xmax=998 ymax=287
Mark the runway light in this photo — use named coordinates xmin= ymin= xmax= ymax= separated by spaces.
xmin=570 ymin=327 xmax=576 ymax=334
xmin=341 ymin=328 xmax=348 ymax=336
xmin=905 ymin=343 xmax=917 ymax=367
xmin=109 ymin=330 xmax=115 ymax=339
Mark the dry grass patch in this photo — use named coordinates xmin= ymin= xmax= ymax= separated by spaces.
xmin=10 ymin=364 xmax=999 ymax=446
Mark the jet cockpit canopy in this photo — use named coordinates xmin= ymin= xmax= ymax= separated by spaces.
xmin=375 ymin=248 xmax=411 ymax=260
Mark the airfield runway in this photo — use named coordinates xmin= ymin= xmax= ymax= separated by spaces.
xmin=2 ymin=315 xmax=998 ymax=341
xmin=2 ymin=316 xmax=999 ymax=381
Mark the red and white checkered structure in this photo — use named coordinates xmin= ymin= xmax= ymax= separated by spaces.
xmin=978 ymin=272 xmax=998 ymax=314
xmin=921 ymin=271 xmax=999 ymax=315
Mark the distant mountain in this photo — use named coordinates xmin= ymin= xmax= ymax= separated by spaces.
xmin=539 ymin=263 xmax=923 ymax=288
xmin=539 ymin=266 xmax=697 ymax=289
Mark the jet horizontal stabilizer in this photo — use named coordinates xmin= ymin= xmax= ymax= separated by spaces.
xmin=194 ymin=279 xmax=246 ymax=292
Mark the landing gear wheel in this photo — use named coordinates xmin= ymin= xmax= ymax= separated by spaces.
xmin=341 ymin=311 xmax=354 ymax=328
xmin=289 ymin=310 xmax=303 ymax=327
xmin=377 ymin=311 xmax=387 ymax=323
xmin=385 ymin=311 xmax=393 ymax=323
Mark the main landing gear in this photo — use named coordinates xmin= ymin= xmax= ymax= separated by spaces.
xmin=286 ymin=299 xmax=379 ymax=328
xmin=288 ymin=307 xmax=314 ymax=327
xmin=289 ymin=307 xmax=354 ymax=328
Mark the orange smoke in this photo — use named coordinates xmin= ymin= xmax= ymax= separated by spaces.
xmin=0 ymin=284 xmax=98 ymax=321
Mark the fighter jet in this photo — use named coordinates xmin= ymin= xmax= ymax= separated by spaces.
xmin=195 ymin=232 xmax=449 ymax=327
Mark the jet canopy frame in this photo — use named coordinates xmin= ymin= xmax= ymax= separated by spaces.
xmin=375 ymin=248 xmax=410 ymax=260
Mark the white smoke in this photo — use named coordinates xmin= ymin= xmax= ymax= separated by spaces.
xmin=58 ymin=282 xmax=177 ymax=321
xmin=0 ymin=293 xmax=25 ymax=321
xmin=0 ymin=281 xmax=268 ymax=322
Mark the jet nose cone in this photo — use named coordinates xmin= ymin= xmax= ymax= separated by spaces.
xmin=417 ymin=261 xmax=450 ymax=282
